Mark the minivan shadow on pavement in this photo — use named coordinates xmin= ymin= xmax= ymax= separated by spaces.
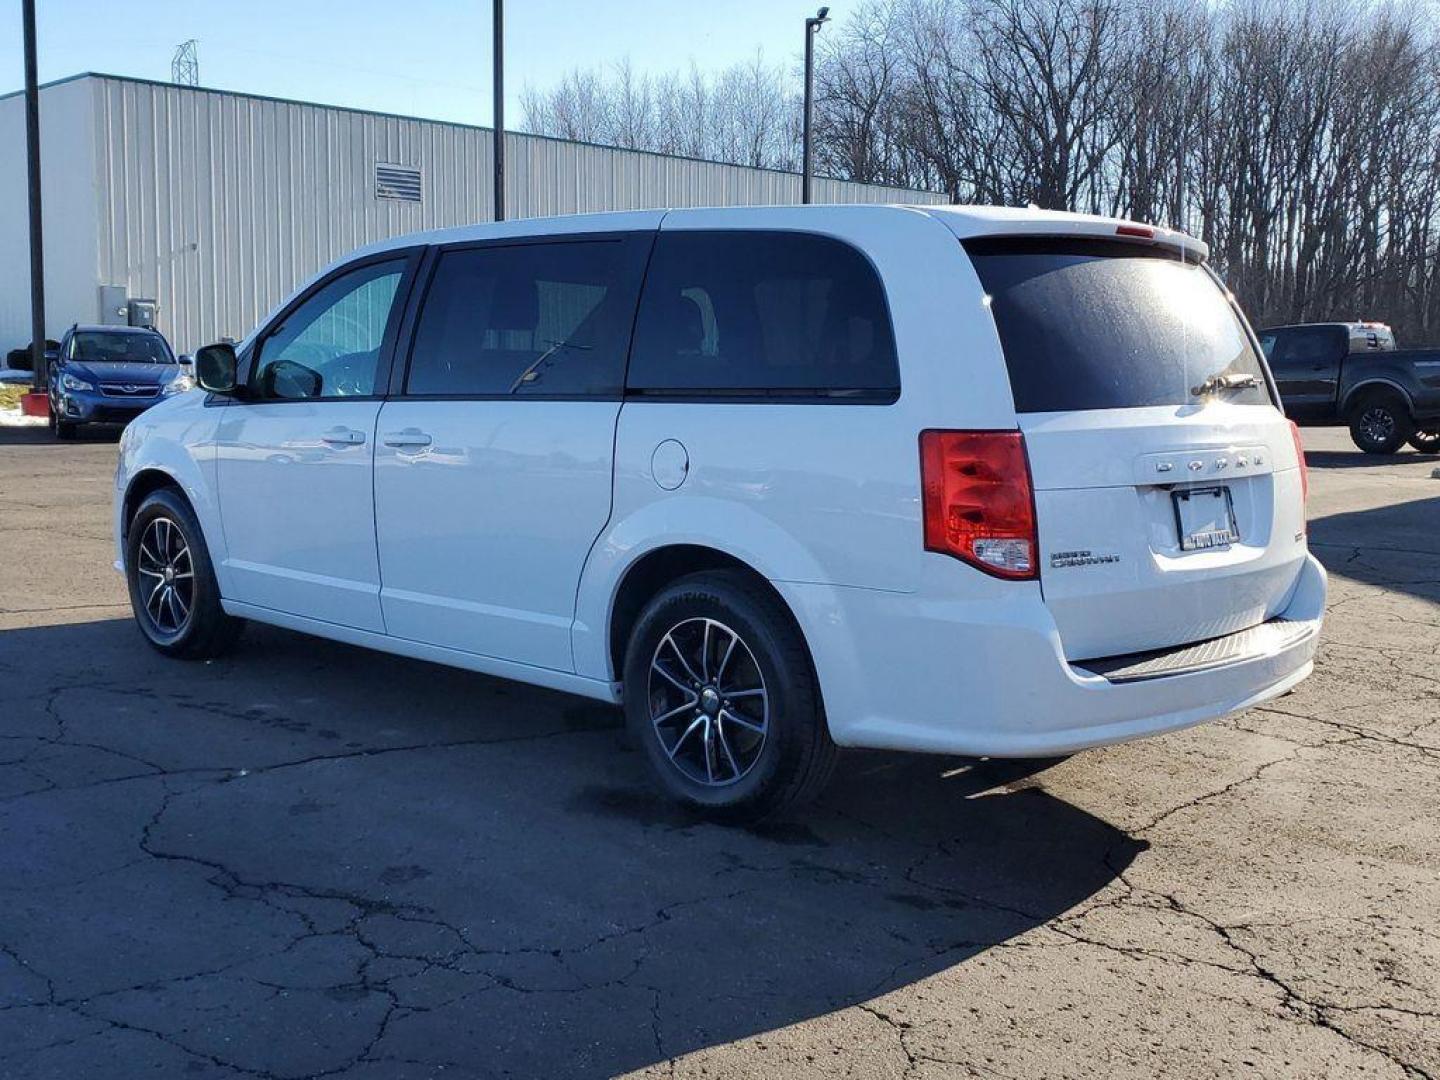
xmin=0 ymin=616 xmax=1137 ymax=1079
xmin=0 ymin=423 xmax=124 ymax=445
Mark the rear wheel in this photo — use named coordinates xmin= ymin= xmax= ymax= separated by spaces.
xmin=126 ymin=487 xmax=243 ymax=659
xmin=1408 ymin=429 xmax=1440 ymax=454
xmin=622 ymin=570 xmax=837 ymax=821
xmin=1348 ymin=391 xmax=1413 ymax=455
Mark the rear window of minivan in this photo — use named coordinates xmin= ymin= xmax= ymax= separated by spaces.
xmin=964 ymin=238 xmax=1272 ymax=413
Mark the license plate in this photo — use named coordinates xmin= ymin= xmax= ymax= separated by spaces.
xmin=1172 ymin=486 xmax=1239 ymax=551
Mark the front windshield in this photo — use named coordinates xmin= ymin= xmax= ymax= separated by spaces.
xmin=70 ymin=332 xmax=173 ymax=365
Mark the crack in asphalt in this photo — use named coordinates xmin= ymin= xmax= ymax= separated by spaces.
xmin=1253 ymin=704 xmax=1440 ymax=758
xmin=879 ymin=579 xmax=1436 ymax=1079
xmin=3 ymin=471 xmax=1438 ymax=1077
xmin=857 ymin=1002 xmax=1025 ymax=1080
xmin=103 ymin=771 xmax=929 ymax=1076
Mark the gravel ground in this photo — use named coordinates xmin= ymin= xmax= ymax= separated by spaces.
xmin=0 ymin=423 xmax=1435 ymax=1079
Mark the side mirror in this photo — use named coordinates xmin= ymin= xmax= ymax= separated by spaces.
xmin=195 ymin=342 xmax=238 ymax=394
xmin=177 ymin=354 xmax=194 ymax=368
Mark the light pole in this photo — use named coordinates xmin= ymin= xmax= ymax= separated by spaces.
xmin=801 ymin=6 xmax=829 ymax=205
xmin=493 ymin=0 xmax=505 ymax=222
xmin=22 ymin=0 xmax=46 ymax=392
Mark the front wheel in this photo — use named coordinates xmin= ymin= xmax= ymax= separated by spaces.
xmin=622 ymin=570 xmax=837 ymax=821
xmin=1408 ymin=429 xmax=1440 ymax=454
xmin=126 ymin=487 xmax=244 ymax=659
xmin=1348 ymin=392 xmax=1413 ymax=455
xmin=51 ymin=407 xmax=76 ymax=440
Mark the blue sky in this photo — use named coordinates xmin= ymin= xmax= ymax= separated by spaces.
xmin=2 ymin=0 xmax=834 ymax=125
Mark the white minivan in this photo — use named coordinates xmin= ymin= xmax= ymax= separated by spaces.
xmin=115 ymin=205 xmax=1325 ymax=817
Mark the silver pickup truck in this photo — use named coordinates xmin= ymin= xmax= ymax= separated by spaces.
xmin=1259 ymin=321 xmax=1440 ymax=454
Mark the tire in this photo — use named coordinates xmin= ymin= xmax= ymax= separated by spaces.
xmin=51 ymin=407 xmax=76 ymax=441
xmin=1348 ymin=391 xmax=1413 ymax=455
xmin=126 ymin=487 xmax=244 ymax=659
xmin=622 ymin=570 xmax=837 ymax=821
xmin=1408 ymin=429 xmax=1440 ymax=454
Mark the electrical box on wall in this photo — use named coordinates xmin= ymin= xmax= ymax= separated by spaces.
xmin=127 ymin=299 xmax=158 ymax=328
xmin=99 ymin=285 xmax=128 ymax=325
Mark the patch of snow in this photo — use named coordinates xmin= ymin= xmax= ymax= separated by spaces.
xmin=0 ymin=407 xmax=48 ymax=427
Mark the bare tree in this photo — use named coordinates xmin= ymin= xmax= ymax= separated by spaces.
xmin=522 ymin=54 xmax=799 ymax=170
xmin=521 ymin=0 xmax=1440 ymax=340
xmin=814 ymin=2 xmax=906 ymax=184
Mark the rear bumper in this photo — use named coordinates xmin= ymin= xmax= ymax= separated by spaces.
xmin=778 ymin=553 xmax=1326 ymax=758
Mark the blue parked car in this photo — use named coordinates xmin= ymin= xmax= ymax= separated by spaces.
xmin=48 ymin=324 xmax=193 ymax=439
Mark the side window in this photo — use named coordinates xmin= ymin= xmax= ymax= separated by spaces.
xmin=405 ymin=240 xmax=636 ymax=397
xmin=626 ymin=230 xmax=900 ymax=398
xmin=1258 ymin=333 xmax=1277 ymax=359
xmin=1270 ymin=332 xmax=1298 ymax=367
xmin=1275 ymin=327 xmax=1342 ymax=368
xmin=252 ymin=259 xmax=406 ymax=400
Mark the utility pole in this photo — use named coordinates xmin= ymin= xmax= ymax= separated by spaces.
xmin=22 ymin=0 xmax=46 ymax=392
xmin=493 ymin=0 xmax=505 ymax=222
xmin=171 ymin=40 xmax=200 ymax=87
xmin=801 ymin=7 xmax=830 ymax=205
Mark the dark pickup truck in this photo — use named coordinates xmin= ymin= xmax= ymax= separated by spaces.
xmin=1259 ymin=322 xmax=1440 ymax=454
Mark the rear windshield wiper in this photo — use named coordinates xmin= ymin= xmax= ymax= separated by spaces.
xmin=1190 ymin=371 xmax=1259 ymax=397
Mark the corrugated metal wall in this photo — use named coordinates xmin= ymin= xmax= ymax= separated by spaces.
xmin=0 ymin=79 xmax=99 ymax=354
xmin=89 ymin=76 xmax=944 ymax=353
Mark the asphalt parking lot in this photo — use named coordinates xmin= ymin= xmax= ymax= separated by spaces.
xmin=0 ymin=423 xmax=1436 ymax=1079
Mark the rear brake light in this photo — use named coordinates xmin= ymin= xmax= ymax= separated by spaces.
xmin=1115 ymin=224 xmax=1154 ymax=239
xmin=920 ymin=430 xmax=1038 ymax=580
xmin=1288 ymin=420 xmax=1309 ymax=506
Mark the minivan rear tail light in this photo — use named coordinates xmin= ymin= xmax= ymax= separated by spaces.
xmin=920 ymin=430 xmax=1038 ymax=580
xmin=1288 ymin=419 xmax=1309 ymax=506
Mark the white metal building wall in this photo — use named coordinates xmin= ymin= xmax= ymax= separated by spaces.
xmin=0 ymin=78 xmax=99 ymax=353
xmin=80 ymin=75 xmax=943 ymax=353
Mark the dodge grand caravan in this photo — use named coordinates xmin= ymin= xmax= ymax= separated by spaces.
xmin=114 ymin=205 xmax=1325 ymax=818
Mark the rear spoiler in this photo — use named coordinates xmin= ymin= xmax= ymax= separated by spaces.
xmin=980 ymin=223 xmax=1208 ymax=262
xmin=924 ymin=208 xmax=1209 ymax=262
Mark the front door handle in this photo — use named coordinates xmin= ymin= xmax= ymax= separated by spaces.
xmin=382 ymin=429 xmax=433 ymax=449
xmin=321 ymin=427 xmax=366 ymax=446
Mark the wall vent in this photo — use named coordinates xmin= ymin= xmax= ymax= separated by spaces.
xmin=375 ymin=163 xmax=422 ymax=203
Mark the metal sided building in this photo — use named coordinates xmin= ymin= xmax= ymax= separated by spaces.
xmin=0 ymin=72 xmax=944 ymax=355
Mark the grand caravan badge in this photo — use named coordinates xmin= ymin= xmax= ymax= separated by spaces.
xmin=1050 ymin=549 xmax=1121 ymax=569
